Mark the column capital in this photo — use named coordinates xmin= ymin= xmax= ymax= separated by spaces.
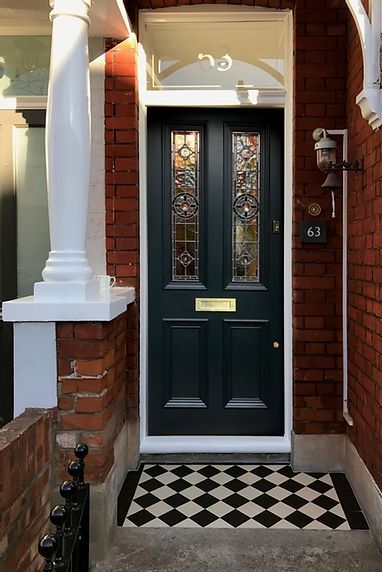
xmin=49 ymin=0 xmax=92 ymax=25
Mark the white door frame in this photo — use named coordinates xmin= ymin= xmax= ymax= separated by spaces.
xmin=138 ymin=7 xmax=293 ymax=453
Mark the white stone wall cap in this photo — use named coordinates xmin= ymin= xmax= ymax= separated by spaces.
xmin=2 ymin=287 xmax=135 ymax=322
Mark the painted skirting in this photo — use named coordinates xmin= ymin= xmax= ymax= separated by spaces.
xmin=291 ymin=432 xmax=345 ymax=472
xmin=344 ymin=438 xmax=382 ymax=551
xmin=89 ymin=419 xmax=140 ymax=564
xmin=292 ymin=431 xmax=382 ymax=552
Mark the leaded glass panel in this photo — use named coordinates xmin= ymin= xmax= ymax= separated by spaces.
xmin=232 ymin=132 xmax=260 ymax=282
xmin=171 ymin=130 xmax=200 ymax=281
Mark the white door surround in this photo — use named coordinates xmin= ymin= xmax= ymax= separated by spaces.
xmin=138 ymin=7 xmax=293 ymax=454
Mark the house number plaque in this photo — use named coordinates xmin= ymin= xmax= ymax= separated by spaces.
xmin=300 ymin=220 xmax=328 ymax=244
xmin=195 ymin=298 xmax=236 ymax=312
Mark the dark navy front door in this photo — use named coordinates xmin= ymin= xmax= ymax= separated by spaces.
xmin=148 ymin=107 xmax=284 ymax=436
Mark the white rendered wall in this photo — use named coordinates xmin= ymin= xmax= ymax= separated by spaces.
xmin=13 ymin=322 xmax=57 ymax=416
xmin=87 ymin=37 xmax=106 ymax=276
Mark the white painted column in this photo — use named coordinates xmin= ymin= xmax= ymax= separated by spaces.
xmin=34 ymin=0 xmax=96 ymax=301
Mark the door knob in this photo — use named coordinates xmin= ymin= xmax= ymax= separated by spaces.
xmin=273 ymin=341 xmax=280 ymax=349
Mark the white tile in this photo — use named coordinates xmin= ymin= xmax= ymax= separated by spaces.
xmin=238 ymin=520 xmax=266 ymax=529
xmin=326 ymin=488 xmax=340 ymax=501
xmin=299 ymin=502 xmax=327 ymax=519
xmin=208 ymin=501 xmax=233 ymax=518
xmin=304 ymin=520 xmax=330 ymax=530
xmin=126 ymin=501 xmax=143 ymax=516
xmin=265 ymin=472 xmax=290 ymax=486
xmin=157 ymin=472 xmax=179 ymax=485
xmin=180 ymin=501 xmax=206 ymax=518
xmin=210 ymin=472 xmax=233 ymax=485
xmin=295 ymin=488 xmax=321 ymax=502
xmin=150 ymin=485 xmax=177 ymax=500
xmin=237 ymin=472 xmax=261 ymax=485
xmin=239 ymin=501 xmax=265 ymax=518
xmin=336 ymin=521 xmax=350 ymax=530
xmin=268 ymin=502 xmax=296 ymax=519
xmin=148 ymin=501 xmax=173 ymax=517
xmin=209 ymin=485 xmax=234 ymax=500
xmin=142 ymin=518 xmax=169 ymax=528
xmin=184 ymin=472 xmax=205 ymax=485
xmin=330 ymin=504 xmax=347 ymax=519
xmin=271 ymin=519 xmax=299 ymax=529
xmin=292 ymin=473 xmax=316 ymax=486
xmin=268 ymin=486 xmax=292 ymax=501
xmin=319 ymin=474 xmax=332 ymax=485
xmin=174 ymin=518 xmax=201 ymax=528
xmin=206 ymin=519 xmax=234 ymax=529
xmin=238 ymin=485 xmax=263 ymax=500
xmin=182 ymin=486 xmax=205 ymax=501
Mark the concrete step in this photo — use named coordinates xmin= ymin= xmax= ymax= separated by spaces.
xmin=93 ymin=528 xmax=382 ymax=571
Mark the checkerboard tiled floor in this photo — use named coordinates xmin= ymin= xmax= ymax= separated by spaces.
xmin=118 ymin=464 xmax=368 ymax=530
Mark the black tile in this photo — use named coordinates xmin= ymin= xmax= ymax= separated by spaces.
xmin=307 ymin=472 xmax=325 ymax=479
xmin=224 ymin=465 xmax=248 ymax=478
xmin=165 ymin=493 xmax=189 ymax=508
xmin=252 ymin=479 xmax=275 ymax=493
xmin=254 ymin=494 xmax=279 ymax=509
xmin=224 ymin=493 xmax=248 ymax=509
xmin=224 ymin=479 xmax=248 ymax=493
xmin=307 ymin=480 xmax=332 ymax=494
xmin=221 ymin=509 xmax=250 ymax=528
xmin=253 ymin=510 xmax=281 ymax=528
xmin=191 ymin=510 xmax=217 ymax=527
xmin=198 ymin=465 xmax=220 ymax=478
xmin=140 ymin=478 xmax=163 ymax=493
xmin=285 ymin=510 xmax=314 ymax=529
xmin=134 ymin=492 xmax=159 ymax=509
xmin=117 ymin=464 xmax=144 ymax=525
xmin=312 ymin=495 xmax=338 ymax=511
xmin=168 ymin=478 xmax=191 ymax=493
xmin=194 ymin=493 xmax=217 ymax=509
xmin=196 ymin=479 xmax=220 ymax=493
xmin=128 ymin=509 xmax=155 ymax=527
xmin=280 ymin=480 xmax=304 ymax=493
xmin=317 ymin=511 xmax=346 ymax=530
xmin=331 ymin=473 xmax=362 ymax=511
xmin=250 ymin=466 xmax=274 ymax=478
xmin=159 ymin=509 xmax=187 ymax=527
xmin=170 ymin=465 xmax=194 ymax=478
xmin=283 ymin=494 xmax=307 ymax=510
xmin=276 ymin=466 xmax=296 ymax=478
xmin=145 ymin=465 xmax=167 ymax=478
xmin=346 ymin=511 xmax=369 ymax=530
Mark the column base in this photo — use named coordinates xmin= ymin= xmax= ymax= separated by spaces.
xmin=34 ymin=278 xmax=99 ymax=302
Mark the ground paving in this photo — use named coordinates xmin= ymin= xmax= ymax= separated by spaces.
xmin=93 ymin=528 xmax=382 ymax=571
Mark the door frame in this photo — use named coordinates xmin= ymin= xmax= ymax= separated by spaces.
xmin=139 ymin=7 xmax=293 ymax=453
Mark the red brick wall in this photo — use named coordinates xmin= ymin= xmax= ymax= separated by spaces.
xmin=346 ymin=15 xmax=382 ymax=489
xmin=106 ymin=0 xmax=348 ymax=437
xmin=0 ymin=409 xmax=54 ymax=572
xmin=292 ymin=1 xmax=347 ymax=434
xmin=55 ymin=314 xmax=129 ymax=483
xmin=105 ymin=37 xmax=140 ymax=420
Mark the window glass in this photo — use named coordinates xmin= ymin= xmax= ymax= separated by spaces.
xmin=144 ymin=20 xmax=285 ymax=91
xmin=0 ymin=36 xmax=50 ymax=97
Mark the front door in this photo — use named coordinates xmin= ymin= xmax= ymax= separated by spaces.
xmin=148 ymin=107 xmax=284 ymax=436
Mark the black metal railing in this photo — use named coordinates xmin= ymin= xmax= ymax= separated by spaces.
xmin=38 ymin=443 xmax=90 ymax=572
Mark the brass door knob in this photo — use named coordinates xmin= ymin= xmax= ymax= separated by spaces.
xmin=273 ymin=341 xmax=280 ymax=349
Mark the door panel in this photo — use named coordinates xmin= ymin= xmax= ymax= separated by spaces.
xmin=148 ymin=107 xmax=284 ymax=436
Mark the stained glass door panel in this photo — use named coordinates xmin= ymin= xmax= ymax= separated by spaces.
xmin=148 ymin=108 xmax=284 ymax=436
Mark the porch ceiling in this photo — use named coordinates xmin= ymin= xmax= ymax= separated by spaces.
xmin=0 ymin=0 xmax=130 ymax=39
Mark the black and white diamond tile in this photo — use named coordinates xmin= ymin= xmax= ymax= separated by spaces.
xmin=119 ymin=464 xmax=368 ymax=530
